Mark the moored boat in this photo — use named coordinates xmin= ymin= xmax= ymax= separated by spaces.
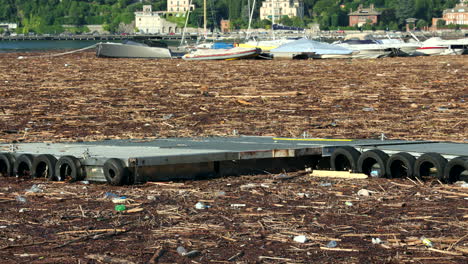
xmin=96 ymin=41 xmax=172 ymax=59
xmin=414 ymin=37 xmax=466 ymax=56
xmin=269 ymin=38 xmax=353 ymax=59
xmin=182 ymin=47 xmax=260 ymax=61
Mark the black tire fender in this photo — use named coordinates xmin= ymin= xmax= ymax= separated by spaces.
xmin=0 ymin=153 xmax=15 ymax=177
xmin=103 ymin=158 xmax=129 ymax=186
xmin=414 ymin=152 xmax=447 ymax=180
xmin=357 ymin=149 xmax=389 ymax=178
xmin=443 ymin=156 xmax=468 ymax=183
xmin=386 ymin=152 xmax=416 ymax=179
xmin=32 ymin=154 xmax=58 ymax=180
xmin=55 ymin=156 xmax=85 ymax=182
xmin=14 ymin=154 xmax=34 ymax=177
xmin=330 ymin=146 xmax=361 ymax=172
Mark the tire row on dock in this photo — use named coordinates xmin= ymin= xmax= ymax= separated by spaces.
xmin=329 ymin=147 xmax=468 ymax=183
xmin=0 ymin=153 xmax=128 ymax=185
xmin=1 ymin=147 xmax=468 ymax=185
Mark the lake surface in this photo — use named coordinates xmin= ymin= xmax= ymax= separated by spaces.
xmin=0 ymin=40 xmax=107 ymax=53
xmin=0 ymin=39 xmax=188 ymax=53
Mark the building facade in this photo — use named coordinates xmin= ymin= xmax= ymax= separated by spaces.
xmin=220 ymin=19 xmax=231 ymax=33
xmin=259 ymin=0 xmax=304 ymax=20
xmin=167 ymin=0 xmax=195 ymax=13
xmin=442 ymin=3 xmax=468 ymax=25
xmin=0 ymin=23 xmax=17 ymax=32
xmin=135 ymin=5 xmax=179 ymax=34
xmin=348 ymin=4 xmax=381 ymax=27
xmin=431 ymin=2 xmax=468 ymax=29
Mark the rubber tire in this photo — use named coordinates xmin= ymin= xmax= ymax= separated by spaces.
xmin=103 ymin=158 xmax=129 ymax=186
xmin=443 ymin=156 xmax=468 ymax=183
xmin=386 ymin=152 xmax=416 ymax=179
xmin=357 ymin=149 xmax=389 ymax=178
xmin=330 ymin=146 xmax=361 ymax=172
xmin=55 ymin=156 xmax=85 ymax=182
xmin=14 ymin=154 xmax=34 ymax=177
xmin=0 ymin=153 xmax=15 ymax=177
xmin=32 ymin=154 xmax=58 ymax=180
xmin=414 ymin=152 xmax=448 ymax=180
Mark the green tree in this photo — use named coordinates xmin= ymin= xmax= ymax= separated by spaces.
xmin=396 ymin=0 xmax=416 ymax=25
xmin=416 ymin=19 xmax=427 ymax=29
xmin=436 ymin=19 xmax=446 ymax=27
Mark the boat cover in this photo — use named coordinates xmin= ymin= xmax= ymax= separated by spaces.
xmin=270 ymin=38 xmax=353 ymax=55
xmin=212 ymin=42 xmax=235 ymax=49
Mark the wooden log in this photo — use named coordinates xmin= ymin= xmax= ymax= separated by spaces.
xmin=310 ymin=170 xmax=368 ymax=179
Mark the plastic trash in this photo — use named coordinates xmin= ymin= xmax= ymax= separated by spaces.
xmin=177 ymin=246 xmax=187 ymax=256
xmin=362 ymin=107 xmax=375 ymax=112
xmin=162 ymin=114 xmax=174 ymax=120
xmin=80 ymin=181 xmax=90 ymax=185
xmin=114 ymin=204 xmax=126 ymax=211
xmin=15 ymin=196 xmax=27 ymax=203
xmin=0 ymin=225 xmax=7 ymax=229
xmin=104 ymin=192 xmax=119 ymax=199
xmin=371 ymin=238 xmax=382 ymax=244
xmin=357 ymin=189 xmax=371 ymax=196
xmin=345 ymin=201 xmax=353 ymax=207
xmin=293 ymin=235 xmax=308 ymax=243
xmin=215 ymin=191 xmax=226 ymax=197
xmin=240 ymin=183 xmax=258 ymax=190
xmin=370 ymin=170 xmax=380 ymax=177
xmin=195 ymin=201 xmax=209 ymax=209
xmin=177 ymin=246 xmax=200 ymax=257
xmin=297 ymin=193 xmax=310 ymax=198
xmin=230 ymin=204 xmax=246 ymax=208
xmin=25 ymin=184 xmax=42 ymax=193
xmin=112 ymin=198 xmax=127 ymax=204
xmin=319 ymin=183 xmax=332 ymax=187
xmin=421 ymin=237 xmax=433 ymax=247
xmin=326 ymin=240 xmax=338 ymax=248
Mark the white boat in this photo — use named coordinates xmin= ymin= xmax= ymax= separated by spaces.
xmin=96 ymin=41 xmax=172 ymax=58
xmin=335 ymin=43 xmax=391 ymax=59
xmin=269 ymin=38 xmax=353 ymax=59
xmin=182 ymin=47 xmax=260 ymax=61
xmin=415 ymin=37 xmax=466 ymax=56
xmin=378 ymin=39 xmax=420 ymax=56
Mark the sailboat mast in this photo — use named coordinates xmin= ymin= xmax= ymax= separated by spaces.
xmin=271 ymin=0 xmax=275 ymax=40
xmin=246 ymin=0 xmax=256 ymax=40
xmin=204 ymin=0 xmax=207 ymax=39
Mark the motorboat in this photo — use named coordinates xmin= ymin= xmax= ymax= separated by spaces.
xmin=378 ymin=39 xmax=420 ymax=56
xmin=182 ymin=47 xmax=260 ymax=61
xmin=269 ymin=38 xmax=353 ymax=59
xmin=334 ymin=40 xmax=392 ymax=59
xmin=96 ymin=40 xmax=172 ymax=58
xmin=415 ymin=37 xmax=467 ymax=56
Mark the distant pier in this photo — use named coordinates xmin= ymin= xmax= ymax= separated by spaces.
xmin=0 ymin=34 xmax=199 ymax=41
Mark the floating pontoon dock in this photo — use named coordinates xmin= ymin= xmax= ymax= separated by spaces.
xmin=1 ymin=136 xmax=467 ymax=185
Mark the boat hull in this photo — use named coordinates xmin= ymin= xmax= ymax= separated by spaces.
xmin=351 ymin=50 xmax=392 ymax=59
xmin=96 ymin=42 xmax=172 ymax=58
xmin=182 ymin=47 xmax=260 ymax=61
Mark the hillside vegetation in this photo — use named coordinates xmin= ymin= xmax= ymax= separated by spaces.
xmin=0 ymin=0 xmax=460 ymax=33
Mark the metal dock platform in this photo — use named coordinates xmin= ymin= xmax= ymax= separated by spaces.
xmin=1 ymin=136 xmax=467 ymax=185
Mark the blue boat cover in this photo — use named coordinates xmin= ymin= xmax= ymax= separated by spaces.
xmin=212 ymin=42 xmax=235 ymax=49
xmin=270 ymin=38 xmax=353 ymax=55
